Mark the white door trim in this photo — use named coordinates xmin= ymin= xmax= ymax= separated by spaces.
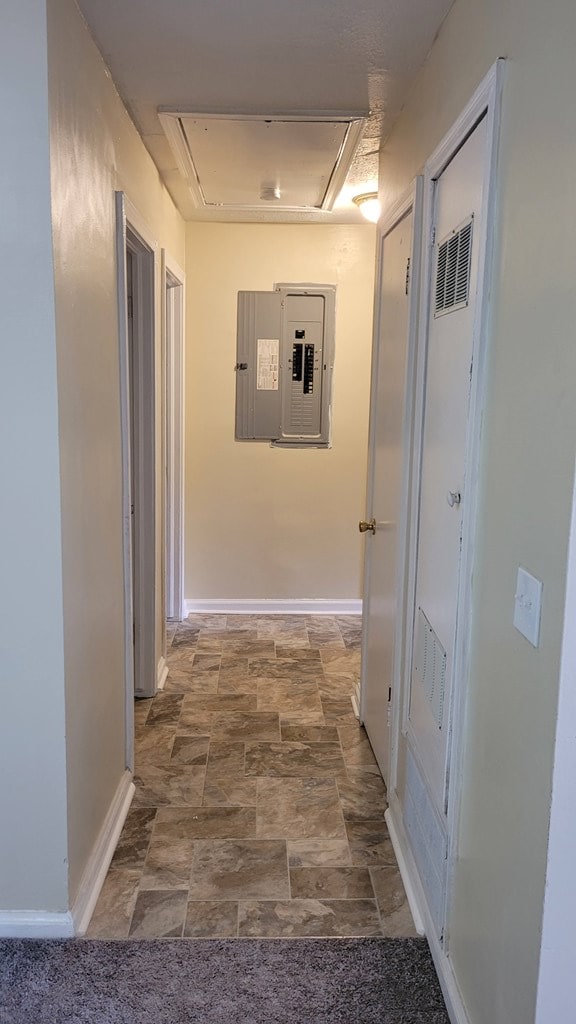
xmin=115 ymin=193 xmax=159 ymax=767
xmin=392 ymin=57 xmax=504 ymax=967
xmin=163 ymin=251 xmax=185 ymax=622
xmin=359 ymin=178 xmax=424 ymax=789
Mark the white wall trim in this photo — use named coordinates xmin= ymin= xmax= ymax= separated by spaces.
xmin=0 ymin=910 xmax=75 ymax=939
xmin=157 ymin=655 xmax=169 ymax=691
xmin=163 ymin=251 xmax=185 ymax=623
xmin=386 ymin=797 xmax=472 ymax=1024
xmin=384 ymin=806 xmax=425 ymax=935
xmin=71 ymin=770 xmax=135 ymax=936
xmin=0 ymin=773 xmax=135 ymax=939
xmin=184 ymin=598 xmax=362 ymax=616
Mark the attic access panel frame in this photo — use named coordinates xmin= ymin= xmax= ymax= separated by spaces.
xmin=158 ymin=111 xmax=367 ymax=212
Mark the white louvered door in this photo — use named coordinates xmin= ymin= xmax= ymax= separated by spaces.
xmin=407 ymin=115 xmax=487 ymax=817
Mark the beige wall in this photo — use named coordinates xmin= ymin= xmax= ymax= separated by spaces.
xmin=47 ymin=0 xmax=185 ymax=903
xmin=184 ymin=223 xmax=375 ymax=603
xmin=380 ymin=1 xmax=576 ymax=1022
xmin=0 ymin=0 xmax=69 ymax=912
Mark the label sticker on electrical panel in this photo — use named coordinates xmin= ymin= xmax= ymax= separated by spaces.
xmin=257 ymin=339 xmax=279 ymax=390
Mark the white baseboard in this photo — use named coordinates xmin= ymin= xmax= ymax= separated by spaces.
xmin=386 ymin=796 xmax=472 ymax=1024
xmin=184 ymin=598 xmax=362 ymax=616
xmin=0 ymin=910 xmax=75 ymax=939
xmin=157 ymin=655 xmax=169 ymax=691
xmin=385 ymin=806 xmax=426 ymax=935
xmin=71 ymin=770 xmax=135 ymax=935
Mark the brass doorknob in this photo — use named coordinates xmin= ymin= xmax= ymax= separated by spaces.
xmin=359 ymin=518 xmax=376 ymax=535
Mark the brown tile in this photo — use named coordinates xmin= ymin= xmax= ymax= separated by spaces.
xmin=171 ymin=626 xmax=200 ymax=649
xmin=164 ymin=673 xmax=219 ymax=695
xmin=318 ymin=674 xmax=356 ymax=700
xmin=345 ymin=821 xmax=397 ymax=866
xmin=245 ymin=741 xmax=346 ymax=778
xmin=134 ymin=725 xmax=175 ymax=764
xmin=180 ymin=693 xmax=257 ymax=716
xmin=256 ymin=777 xmax=346 ymax=839
xmin=319 ymin=649 xmax=361 ymax=677
xmin=183 ymin=901 xmax=238 ymax=938
xmin=86 ymin=869 xmax=140 ymax=938
xmin=170 ymin=735 xmax=210 ymax=765
xmin=249 ymin=658 xmax=321 ymax=680
xmin=187 ymin=614 xmax=228 ymax=630
xmin=338 ymin=723 xmax=379 ymax=768
xmin=140 ymin=836 xmax=194 ymax=890
xmin=134 ymin=699 xmax=153 ymax=727
xmin=213 ymin=640 xmax=276 ymax=657
xmin=191 ymin=653 xmax=222 ymax=676
xmin=188 ymin=839 xmax=289 ymax=901
xmin=144 ymin=695 xmax=183 ymax=728
xmin=155 ymin=806 xmax=257 ymax=840
xmin=370 ymin=865 xmax=418 ymax=937
xmin=287 ymin=840 xmax=352 ymax=867
xmin=205 ymin=741 xmax=245 ymax=779
xmin=274 ymin=647 xmax=321 ymax=661
xmin=290 ymin=866 xmax=374 ymax=899
xmin=211 ymin=711 xmax=280 ymax=742
xmin=173 ymin=712 xmax=214 ymax=737
xmin=279 ymin=713 xmax=326 ymax=728
xmin=321 ymin=699 xmax=357 ymax=725
xmin=238 ymin=899 xmax=381 ymax=937
xmin=281 ymin=725 xmax=339 ymax=743
xmin=110 ymin=808 xmax=156 ymax=869
xmin=133 ymin=765 xmax=205 ymax=807
xmin=128 ymin=890 xmax=188 ymax=938
xmin=337 ymin=770 xmax=387 ymax=821
xmin=203 ymin=777 xmax=258 ymax=807
xmin=256 ymin=680 xmax=322 ymax=714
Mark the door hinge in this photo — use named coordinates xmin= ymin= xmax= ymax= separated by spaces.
xmin=431 ymin=225 xmax=436 ymax=247
xmin=405 ymin=257 xmax=411 ymax=296
xmin=388 ymin=687 xmax=392 ymax=702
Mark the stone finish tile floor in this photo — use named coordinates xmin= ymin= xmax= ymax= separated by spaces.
xmin=87 ymin=614 xmax=417 ymax=940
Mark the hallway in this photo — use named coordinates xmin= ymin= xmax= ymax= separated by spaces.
xmin=88 ymin=614 xmax=416 ymax=939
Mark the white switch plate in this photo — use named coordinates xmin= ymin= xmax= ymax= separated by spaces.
xmin=514 ymin=567 xmax=543 ymax=647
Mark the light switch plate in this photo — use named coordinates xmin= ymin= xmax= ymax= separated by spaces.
xmin=514 ymin=567 xmax=543 ymax=647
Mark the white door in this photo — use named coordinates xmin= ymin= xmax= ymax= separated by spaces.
xmin=361 ymin=201 xmax=417 ymax=782
xmin=408 ymin=115 xmax=487 ymax=816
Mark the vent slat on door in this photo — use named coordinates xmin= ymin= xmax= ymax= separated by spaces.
xmin=434 ymin=217 xmax=473 ymax=317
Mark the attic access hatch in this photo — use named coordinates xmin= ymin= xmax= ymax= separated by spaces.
xmin=158 ymin=112 xmax=367 ymax=212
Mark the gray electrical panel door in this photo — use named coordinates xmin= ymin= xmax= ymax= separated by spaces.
xmin=235 ymin=283 xmax=335 ymax=447
xmin=235 ymin=290 xmax=282 ymax=440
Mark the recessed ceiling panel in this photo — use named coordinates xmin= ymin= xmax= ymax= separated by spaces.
xmin=159 ymin=113 xmax=366 ymax=211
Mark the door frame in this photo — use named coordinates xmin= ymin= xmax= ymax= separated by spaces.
xmin=162 ymin=251 xmax=185 ymax=623
xmin=359 ymin=177 xmax=424 ymax=789
xmin=115 ymin=193 xmax=159 ymax=767
xmin=385 ymin=60 xmax=504 ymax=1010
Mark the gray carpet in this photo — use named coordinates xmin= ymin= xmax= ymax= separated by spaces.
xmin=0 ymin=937 xmax=449 ymax=1023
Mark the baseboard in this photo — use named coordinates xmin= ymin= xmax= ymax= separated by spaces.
xmin=385 ymin=806 xmax=426 ymax=935
xmin=386 ymin=796 xmax=472 ymax=1024
xmin=184 ymin=598 xmax=362 ymax=616
xmin=0 ymin=910 xmax=75 ymax=939
xmin=71 ymin=770 xmax=135 ymax=935
xmin=157 ymin=655 xmax=169 ymax=691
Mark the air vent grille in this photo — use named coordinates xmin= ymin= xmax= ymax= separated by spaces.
xmin=434 ymin=217 xmax=473 ymax=316
xmin=414 ymin=607 xmax=447 ymax=729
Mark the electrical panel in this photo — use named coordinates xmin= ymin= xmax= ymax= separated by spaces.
xmin=235 ymin=283 xmax=335 ymax=447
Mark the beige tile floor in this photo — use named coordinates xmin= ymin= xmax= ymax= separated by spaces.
xmin=87 ymin=614 xmax=417 ymax=939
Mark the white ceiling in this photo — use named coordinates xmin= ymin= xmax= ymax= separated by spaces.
xmin=76 ymin=0 xmax=453 ymax=223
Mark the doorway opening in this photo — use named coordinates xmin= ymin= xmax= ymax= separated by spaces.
xmin=116 ymin=194 xmax=158 ymax=767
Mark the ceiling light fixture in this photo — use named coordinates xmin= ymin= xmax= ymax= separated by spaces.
xmin=353 ymin=191 xmax=381 ymax=224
